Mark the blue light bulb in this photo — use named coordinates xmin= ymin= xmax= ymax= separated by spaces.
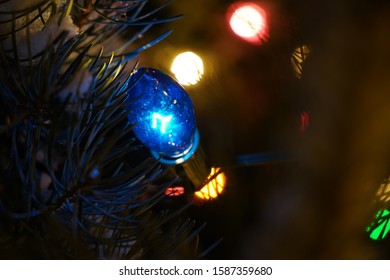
xmin=126 ymin=67 xmax=199 ymax=165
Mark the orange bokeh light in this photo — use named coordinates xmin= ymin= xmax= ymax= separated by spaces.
xmin=227 ymin=2 xmax=269 ymax=45
xmin=194 ymin=167 xmax=227 ymax=200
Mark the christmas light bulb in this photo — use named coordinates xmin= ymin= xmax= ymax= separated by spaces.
xmin=164 ymin=186 xmax=185 ymax=197
xmin=377 ymin=176 xmax=390 ymax=202
xmin=194 ymin=167 xmax=227 ymax=200
xmin=227 ymin=2 xmax=269 ymax=45
xmin=291 ymin=45 xmax=310 ymax=78
xmin=367 ymin=209 xmax=390 ymax=240
xmin=126 ymin=67 xmax=199 ymax=165
xmin=171 ymin=51 xmax=204 ymax=86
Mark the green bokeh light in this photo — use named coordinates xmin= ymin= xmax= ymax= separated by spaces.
xmin=367 ymin=209 xmax=390 ymax=240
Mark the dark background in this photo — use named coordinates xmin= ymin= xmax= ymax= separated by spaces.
xmin=139 ymin=0 xmax=390 ymax=259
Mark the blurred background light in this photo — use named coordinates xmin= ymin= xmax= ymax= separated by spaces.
xmin=300 ymin=111 xmax=310 ymax=133
xmin=367 ymin=177 xmax=390 ymax=240
xmin=164 ymin=186 xmax=185 ymax=197
xmin=171 ymin=51 xmax=204 ymax=86
xmin=377 ymin=176 xmax=390 ymax=202
xmin=367 ymin=209 xmax=390 ymax=240
xmin=291 ymin=45 xmax=310 ymax=78
xmin=195 ymin=167 xmax=227 ymax=200
xmin=227 ymin=2 xmax=269 ymax=45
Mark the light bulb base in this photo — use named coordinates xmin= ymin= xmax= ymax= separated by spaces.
xmin=181 ymin=145 xmax=209 ymax=190
xmin=150 ymin=129 xmax=200 ymax=165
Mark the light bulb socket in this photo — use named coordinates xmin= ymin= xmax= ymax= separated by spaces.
xmin=150 ymin=129 xmax=200 ymax=165
xmin=181 ymin=144 xmax=209 ymax=190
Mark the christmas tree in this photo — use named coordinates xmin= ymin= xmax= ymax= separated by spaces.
xmin=0 ymin=0 xmax=214 ymax=259
xmin=2 ymin=0 xmax=390 ymax=261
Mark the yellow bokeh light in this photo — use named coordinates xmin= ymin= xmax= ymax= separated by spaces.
xmin=377 ymin=176 xmax=390 ymax=202
xmin=171 ymin=51 xmax=204 ymax=86
xmin=194 ymin=167 xmax=227 ymax=200
xmin=291 ymin=45 xmax=310 ymax=78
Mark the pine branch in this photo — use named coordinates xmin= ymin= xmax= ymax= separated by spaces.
xmin=0 ymin=0 xmax=203 ymax=260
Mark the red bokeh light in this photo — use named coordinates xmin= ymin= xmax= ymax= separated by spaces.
xmin=227 ymin=2 xmax=269 ymax=45
xmin=164 ymin=186 xmax=185 ymax=197
xmin=300 ymin=111 xmax=309 ymax=133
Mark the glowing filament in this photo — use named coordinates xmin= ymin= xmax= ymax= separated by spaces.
xmin=152 ymin=113 xmax=172 ymax=134
xmin=195 ymin=167 xmax=226 ymax=200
